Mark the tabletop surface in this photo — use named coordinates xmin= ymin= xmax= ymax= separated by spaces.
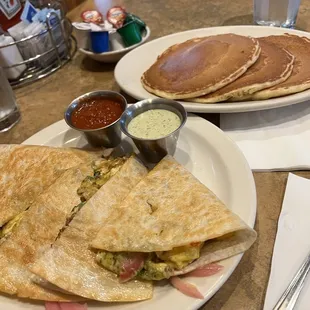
xmin=1 ymin=0 xmax=310 ymax=309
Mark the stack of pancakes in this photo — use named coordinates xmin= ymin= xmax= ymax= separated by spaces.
xmin=141 ymin=33 xmax=310 ymax=103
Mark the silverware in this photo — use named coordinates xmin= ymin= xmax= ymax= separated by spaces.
xmin=120 ymin=98 xmax=187 ymax=163
xmin=64 ymin=90 xmax=127 ymax=148
xmin=273 ymin=252 xmax=310 ymax=310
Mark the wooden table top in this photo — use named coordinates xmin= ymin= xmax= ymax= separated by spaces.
xmin=2 ymin=0 xmax=310 ymax=309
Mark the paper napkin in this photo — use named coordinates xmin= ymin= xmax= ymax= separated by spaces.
xmin=220 ymin=101 xmax=310 ymax=171
xmin=264 ymin=173 xmax=310 ymax=310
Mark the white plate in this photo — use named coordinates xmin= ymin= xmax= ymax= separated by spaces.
xmin=2 ymin=116 xmax=256 ymax=310
xmin=79 ymin=27 xmax=151 ymax=63
xmin=115 ymin=25 xmax=310 ymax=113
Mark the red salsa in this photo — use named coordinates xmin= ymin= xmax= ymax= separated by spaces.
xmin=71 ymin=97 xmax=123 ymax=130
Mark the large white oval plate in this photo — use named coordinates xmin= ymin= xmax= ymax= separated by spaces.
xmin=115 ymin=25 xmax=310 ymax=113
xmin=1 ymin=116 xmax=256 ymax=310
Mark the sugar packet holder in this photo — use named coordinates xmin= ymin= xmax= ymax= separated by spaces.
xmin=8 ymin=8 xmax=65 ymax=69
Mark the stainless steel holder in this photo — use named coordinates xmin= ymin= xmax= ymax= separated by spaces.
xmin=0 ymin=12 xmax=76 ymax=88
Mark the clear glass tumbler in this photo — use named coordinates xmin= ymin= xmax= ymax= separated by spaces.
xmin=253 ymin=0 xmax=301 ymax=28
xmin=0 ymin=67 xmax=20 ymax=132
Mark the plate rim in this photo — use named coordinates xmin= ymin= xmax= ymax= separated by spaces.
xmin=21 ymin=116 xmax=257 ymax=310
xmin=114 ymin=25 xmax=310 ymax=113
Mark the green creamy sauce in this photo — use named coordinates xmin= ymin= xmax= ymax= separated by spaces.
xmin=127 ymin=109 xmax=181 ymax=139
xmin=97 ymin=243 xmax=203 ymax=281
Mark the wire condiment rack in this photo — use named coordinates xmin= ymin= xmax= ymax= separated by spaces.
xmin=0 ymin=11 xmax=76 ymax=88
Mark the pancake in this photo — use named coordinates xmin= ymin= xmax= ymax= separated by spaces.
xmin=29 ymin=157 xmax=153 ymax=302
xmin=141 ymin=34 xmax=261 ymax=99
xmin=91 ymin=156 xmax=256 ymax=282
xmin=191 ymin=39 xmax=294 ymax=103
xmin=251 ymin=34 xmax=310 ymax=100
xmin=0 ymin=144 xmax=98 ymax=227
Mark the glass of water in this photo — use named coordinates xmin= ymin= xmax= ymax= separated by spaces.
xmin=0 ymin=67 xmax=21 ymax=132
xmin=254 ymin=0 xmax=301 ymax=28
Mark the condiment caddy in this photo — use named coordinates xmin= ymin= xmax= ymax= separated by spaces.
xmin=73 ymin=5 xmax=150 ymax=63
xmin=0 ymin=0 xmax=75 ymax=88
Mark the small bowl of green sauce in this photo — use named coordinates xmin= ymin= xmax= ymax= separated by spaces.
xmin=120 ymin=98 xmax=187 ymax=163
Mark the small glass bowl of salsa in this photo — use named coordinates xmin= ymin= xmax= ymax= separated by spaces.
xmin=64 ymin=90 xmax=127 ymax=148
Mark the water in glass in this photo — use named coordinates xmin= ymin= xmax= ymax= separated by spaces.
xmin=254 ymin=0 xmax=301 ymax=28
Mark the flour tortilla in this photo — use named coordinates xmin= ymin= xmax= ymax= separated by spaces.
xmin=92 ymin=156 xmax=256 ymax=277
xmin=251 ymin=34 xmax=310 ymax=100
xmin=0 ymin=162 xmax=100 ymax=301
xmin=30 ymin=156 xmax=153 ymax=302
xmin=191 ymin=39 xmax=294 ymax=103
xmin=0 ymin=144 xmax=99 ymax=227
xmin=141 ymin=34 xmax=260 ymax=99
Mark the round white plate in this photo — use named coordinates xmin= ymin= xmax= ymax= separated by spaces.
xmin=3 ymin=116 xmax=256 ymax=310
xmin=79 ymin=27 xmax=151 ymax=63
xmin=115 ymin=25 xmax=310 ymax=113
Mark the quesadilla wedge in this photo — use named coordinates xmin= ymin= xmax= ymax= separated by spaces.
xmin=29 ymin=156 xmax=153 ymax=302
xmin=0 ymin=156 xmax=128 ymax=301
xmin=0 ymin=144 xmax=99 ymax=231
xmin=92 ymin=156 xmax=257 ymax=282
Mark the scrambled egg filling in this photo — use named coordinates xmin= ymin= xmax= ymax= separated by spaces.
xmin=0 ymin=211 xmax=25 ymax=241
xmin=138 ymin=258 xmax=174 ymax=280
xmin=77 ymin=157 xmax=126 ymax=201
xmin=155 ymin=242 xmax=203 ymax=269
xmin=65 ymin=201 xmax=86 ymax=226
xmin=97 ymin=242 xmax=203 ymax=281
xmin=96 ymin=252 xmax=125 ymax=275
xmin=64 ymin=157 xmax=127 ymax=229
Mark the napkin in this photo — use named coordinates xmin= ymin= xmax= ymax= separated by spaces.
xmin=220 ymin=101 xmax=310 ymax=171
xmin=264 ymin=173 xmax=310 ymax=310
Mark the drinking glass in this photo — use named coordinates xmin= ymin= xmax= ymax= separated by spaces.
xmin=253 ymin=0 xmax=301 ymax=28
xmin=0 ymin=67 xmax=20 ymax=132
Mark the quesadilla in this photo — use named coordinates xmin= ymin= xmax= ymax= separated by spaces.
xmin=0 ymin=155 xmax=129 ymax=301
xmin=91 ymin=156 xmax=256 ymax=282
xmin=141 ymin=34 xmax=261 ymax=99
xmin=251 ymin=34 xmax=310 ymax=100
xmin=29 ymin=156 xmax=153 ymax=302
xmin=0 ymin=144 xmax=98 ymax=231
xmin=191 ymin=39 xmax=294 ymax=103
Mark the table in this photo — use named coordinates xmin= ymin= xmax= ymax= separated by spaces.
xmin=1 ymin=0 xmax=310 ymax=308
